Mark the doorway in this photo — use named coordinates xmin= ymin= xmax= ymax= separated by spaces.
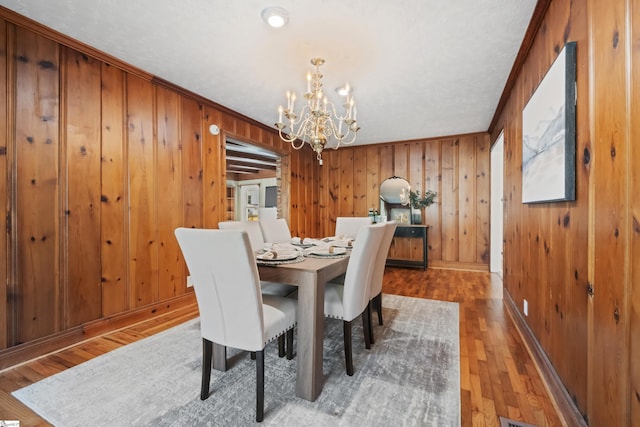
xmin=490 ymin=132 xmax=504 ymax=278
xmin=225 ymin=138 xmax=281 ymax=221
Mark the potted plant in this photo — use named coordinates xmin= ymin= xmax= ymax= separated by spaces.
xmin=408 ymin=189 xmax=437 ymax=224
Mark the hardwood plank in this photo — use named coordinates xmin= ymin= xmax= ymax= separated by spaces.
xmin=384 ymin=268 xmax=564 ymax=426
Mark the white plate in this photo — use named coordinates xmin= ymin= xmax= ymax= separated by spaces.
xmin=328 ymin=240 xmax=353 ymax=248
xmin=310 ymin=247 xmax=347 ymax=256
xmin=256 ymin=253 xmax=299 ymax=261
xmin=291 ymin=242 xmax=314 ymax=248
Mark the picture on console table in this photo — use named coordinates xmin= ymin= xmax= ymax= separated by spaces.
xmin=522 ymin=41 xmax=576 ymax=203
xmin=389 ymin=208 xmax=411 ymax=224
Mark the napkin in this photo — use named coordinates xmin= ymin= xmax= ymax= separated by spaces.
xmin=291 ymin=237 xmax=324 ymax=246
xmin=261 ymin=250 xmax=278 ymax=259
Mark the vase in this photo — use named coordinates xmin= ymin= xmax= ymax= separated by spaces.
xmin=410 ymin=207 xmax=422 ymax=225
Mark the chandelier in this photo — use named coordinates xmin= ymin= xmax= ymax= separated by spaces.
xmin=275 ymin=58 xmax=360 ymax=165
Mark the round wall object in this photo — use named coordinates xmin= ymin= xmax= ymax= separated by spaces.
xmin=209 ymin=124 xmax=220 ymax=135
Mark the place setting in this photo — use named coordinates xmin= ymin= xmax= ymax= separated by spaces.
xmin=255 ymin=243 xmax=305 ymax=265
xmin=291 ymin=235 xmax=354 ymax=258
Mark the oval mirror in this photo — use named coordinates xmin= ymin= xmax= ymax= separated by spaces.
xmin=379 ymin=176 xmax=411 ymax=204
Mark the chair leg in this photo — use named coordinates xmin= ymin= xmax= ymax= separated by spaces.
xmin=251 ymin=351 xmax=256 ymax=360
xmin=256 ymin=350 xmax=264 ymax=422
xmin=278 ymin=335 xmax=285 ymax=358
xmin=362 ymin=307 xmax=372 ymax=349
xmin=201 ymin=338 xmax=213 ymax=400
xmin=286 ymin=328 xmax=294 ymax=360
xmin=366 ymin=302 xmax=375 ymax=345
xmin=375 ymin=292 xmax=383 ymax=325
xmin=343 ymin=320 xmax=354 ymax=376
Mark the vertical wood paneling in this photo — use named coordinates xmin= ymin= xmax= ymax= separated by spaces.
xmin=458 ymin=137 xmax=475 ymax=263
xmin=393 ymin=144 xmax=408 ymax=179
xmin=100 ymin=63 xmax=128 ymax=316
xmin=475 ymin=135 xmax=490 ymax=264
xmin=299 ymin=149 xmax=309 ymax=235
xmin=588 ymin=0 xmax=630 ymax=425
xmin=365 ymin=146 xmax=380 ymax=214
xmin=202 ymin=107 xmax=226 ymax=228
xmin=63 ymin=48 xmax=102 ymax=326
xmin=339 ymin=148 xmax=354 ymax=215
xmin=15 ymin=28 xmax=60 ymax=342
xmin=408 ymin=142 xmax=423 ymax=192
xmin=353 ymin=147 xmax=367 ymax=215
xmin=318 ymin=149 xmax=330 ymax=237
xmin=0 ymin=18 xmax=8 ymax=348
xmin=630 ymin=2 xmax=640 ymax=425
xmin=155 ymin=87 xmax=183 ymax=300
xmin=183 ymin=99 xmax=203 ymax=229
xmin=289 ymin=149 xmax=301 ymax=234
xmin=379 ymin=145 xmax=394 ymax=182
xmin=441 ymin=139 xmax=459 ymax=262
xmin=327 ymin=150 xmax=341 ymax=231
xmin=565 ymin=0 xmax=590 ymax=411
xmin=126 ymin=75 xmax=158 ymax=308
xmin=317 ymin=135 xmax=489 ymax=270
xmin=424 ymin=141 xmax=441 ymax=260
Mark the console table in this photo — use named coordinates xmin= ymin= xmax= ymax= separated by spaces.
xmin=386 ymin=224 xmax=428 ymax=270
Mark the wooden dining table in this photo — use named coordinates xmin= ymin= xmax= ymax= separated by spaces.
xmin=210 ymin=253 xmax=349 ymax=402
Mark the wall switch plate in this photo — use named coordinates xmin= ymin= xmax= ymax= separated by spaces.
xmin=523 ymin=299 xmax=528 ymax=316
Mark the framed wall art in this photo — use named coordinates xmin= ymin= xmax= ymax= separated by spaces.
xmin=522 ymin=41 xmax=577 ymax=203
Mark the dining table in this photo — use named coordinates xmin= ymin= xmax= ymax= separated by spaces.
xmin=210 ymin=246 xmax=350 ymax=402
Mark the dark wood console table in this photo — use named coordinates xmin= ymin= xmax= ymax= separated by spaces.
xmin=386 ymin=224 xmax=428 ymax=270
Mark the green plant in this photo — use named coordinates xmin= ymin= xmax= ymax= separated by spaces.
xmin=408 ymin=189 xmax=437 ymax=209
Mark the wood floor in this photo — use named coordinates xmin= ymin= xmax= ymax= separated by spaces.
xmin=0 ymin=268 xmax=564 ymax=426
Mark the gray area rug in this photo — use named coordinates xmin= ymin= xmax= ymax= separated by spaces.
xmin=13 ymin=294 xmax=460 ymax=426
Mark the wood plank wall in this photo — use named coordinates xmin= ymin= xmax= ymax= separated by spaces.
xmin=0 ymin=13 xmax=319 ymax=356
xmin=490 ymin=0 xmax=639 ymax=425
xmin=318 ymin=134 xmax=490 ymax=271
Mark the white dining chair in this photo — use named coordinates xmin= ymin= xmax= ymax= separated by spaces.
xmin=367 ymin=220 xmax=397 ymax=344
xmin=334 ymin=216 xmax=372 ymax=239
xmin=260 ymin=218 xmax=292 ymax=243
xmin=324 ymin=222 xmax=385 ymax=376
xmin=174 ymin=228 xmax=297 ymax=422
xmin=219 ymin=220 xmax=297 ymax=303
xmin=218 ymin=220 xmax=265 ymax=251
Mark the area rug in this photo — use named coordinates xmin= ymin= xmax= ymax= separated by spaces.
xmin=13 ymin=295 xmax=460 ymax=426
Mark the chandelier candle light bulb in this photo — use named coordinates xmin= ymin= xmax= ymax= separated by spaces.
xmin=275 ymin=58 xmax=360 ymax=164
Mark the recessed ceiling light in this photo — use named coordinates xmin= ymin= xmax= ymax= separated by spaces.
xmin=261 ymin=7 xmax=289 ymax=28
xmin=336 ymin=83 xmax=352 ymax=97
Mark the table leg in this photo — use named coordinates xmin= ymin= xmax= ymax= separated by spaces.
xmin=295 ymin=271 xmax=324 ymax=401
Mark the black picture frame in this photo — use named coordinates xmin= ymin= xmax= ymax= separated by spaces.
xmin=521 ymin=41 xmax=576 ymax=203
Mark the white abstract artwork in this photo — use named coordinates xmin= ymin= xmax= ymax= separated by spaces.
xmin=522 ymin=42 xmax=576 ymax=203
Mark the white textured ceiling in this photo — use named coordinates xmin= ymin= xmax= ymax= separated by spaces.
xmin=0 ymin=0 xmax=536 ymax=145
